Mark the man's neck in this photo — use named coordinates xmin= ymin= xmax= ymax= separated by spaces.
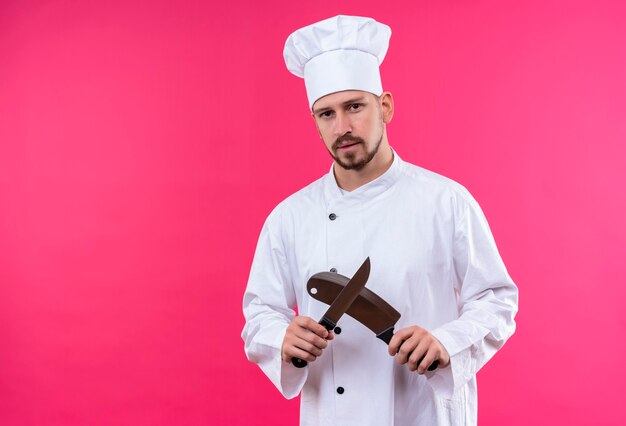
xmin=333 ymin=144 xmax=394 ymax=192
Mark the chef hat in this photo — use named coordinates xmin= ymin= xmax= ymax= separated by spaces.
xmin=283 ymin=15 xmax=392 ymax=109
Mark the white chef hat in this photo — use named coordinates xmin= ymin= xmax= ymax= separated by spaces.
xmin=283 ymin=15 xmax=392 ymax=109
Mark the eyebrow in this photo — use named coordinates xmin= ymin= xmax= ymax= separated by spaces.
xmin=312 ymin=96 xmax=368 ymax=115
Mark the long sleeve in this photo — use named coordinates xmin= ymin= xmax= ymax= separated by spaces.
xmin=427 ymin=192 xmax=519 ymax=398
xmin=241 ymin=210 xmax=309 ymax=398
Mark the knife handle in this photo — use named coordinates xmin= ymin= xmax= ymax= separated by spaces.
xmin=292 ymin=357 xmax=308 ymax=368
xmin=376 ymin=328 xmax=439 ymax=371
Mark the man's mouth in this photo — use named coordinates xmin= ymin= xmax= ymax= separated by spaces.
xmin=334 ymin=136 xmax=364 ymax=151
xmin=337 ymin=141 xmax=360 ymax=150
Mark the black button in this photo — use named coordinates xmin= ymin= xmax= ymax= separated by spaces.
xmin=330 ymin=268 xmax=337 ymax=273
xmin=336 ymin=387 xmax=344 ymax=394
xmin=334 ymin=326 xmax=342 ymax=334
xmin=329 ymin=213 xmax=337 ymax=220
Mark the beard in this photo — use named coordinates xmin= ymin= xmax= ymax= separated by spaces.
xmin=331 ymin=132 xmax=384 ymax=171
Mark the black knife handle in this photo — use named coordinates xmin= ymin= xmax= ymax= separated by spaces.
xmin=292 ymin=357 xmax=308 ymax=368
xmin=291 ymin=317 xmax=337 ymax=368
xmin=376 ymin=328 xmax=439 ymax=371
xmin=425 ymin=359 xmax=439 ymax=371
xmin=377 ymin=327 xmax=395 ymax=345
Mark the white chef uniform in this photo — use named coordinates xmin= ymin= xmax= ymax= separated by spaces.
xmin=242 ymin=152 xmax=518 ymax=425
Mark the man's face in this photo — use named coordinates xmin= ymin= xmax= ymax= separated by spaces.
xmin=312 ymin=90 xmax=388 ymax=171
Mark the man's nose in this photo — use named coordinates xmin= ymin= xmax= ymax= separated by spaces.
xmin=333 ymin=112 xmax=352 ymax=136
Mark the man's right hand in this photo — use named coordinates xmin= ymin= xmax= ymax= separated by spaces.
xmin=281 ymin=316 xmax=334 ymax=364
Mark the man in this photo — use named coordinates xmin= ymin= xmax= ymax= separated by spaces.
xmin=242 ymin=15 xmax=518 ymax=426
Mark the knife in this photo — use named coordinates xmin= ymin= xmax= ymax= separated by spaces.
xmin=292 ymin=257 xmax=371 ymax=368
xmin=306 ymin=272 xmax=439 ymax=371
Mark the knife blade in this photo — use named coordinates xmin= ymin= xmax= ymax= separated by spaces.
xmin=292 ymin=257 xmax=371 ymax=368
xmin=306 ymin=272 xmax=439 ymax=371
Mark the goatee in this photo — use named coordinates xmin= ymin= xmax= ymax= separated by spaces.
xmin=332 ymin=133 xmax=383 ymax=171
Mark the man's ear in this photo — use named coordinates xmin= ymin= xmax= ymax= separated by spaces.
xmin=380 ymin=92 xmax=394 ymax=124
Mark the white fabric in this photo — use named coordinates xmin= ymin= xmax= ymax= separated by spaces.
xmin=283 ymin=15 xmax=391 ymax=108
xmin=241 ymin=152 xmax=518 ymax=426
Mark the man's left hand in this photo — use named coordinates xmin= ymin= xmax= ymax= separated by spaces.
xmin=388 ymin=325 xmax=451 ymax=374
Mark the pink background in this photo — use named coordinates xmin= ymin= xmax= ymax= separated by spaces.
xmin=1 ymin=0 xmax=625 ymax=424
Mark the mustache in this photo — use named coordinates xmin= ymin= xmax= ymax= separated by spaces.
xmin=333 ymin=135 xmax=365 ymax=150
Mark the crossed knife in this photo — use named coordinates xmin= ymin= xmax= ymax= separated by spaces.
xmin=292 ymin=257 xmax=439 ymax=371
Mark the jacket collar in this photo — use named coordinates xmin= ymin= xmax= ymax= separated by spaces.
xmin=323 ymin=149 xmax=402 ymax=204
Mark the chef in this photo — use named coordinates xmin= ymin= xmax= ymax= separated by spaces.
xmin=241 ymin=15 xmax=518 ymax=426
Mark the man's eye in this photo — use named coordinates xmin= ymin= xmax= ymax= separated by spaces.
xmin=320 ymin=111 xmax=333 ymax=118
xmin=349 ymin=103 xmax=362 ymax=111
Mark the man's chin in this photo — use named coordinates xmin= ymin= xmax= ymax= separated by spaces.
xmin=335 ymin=156 xmax=367 ymax=171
